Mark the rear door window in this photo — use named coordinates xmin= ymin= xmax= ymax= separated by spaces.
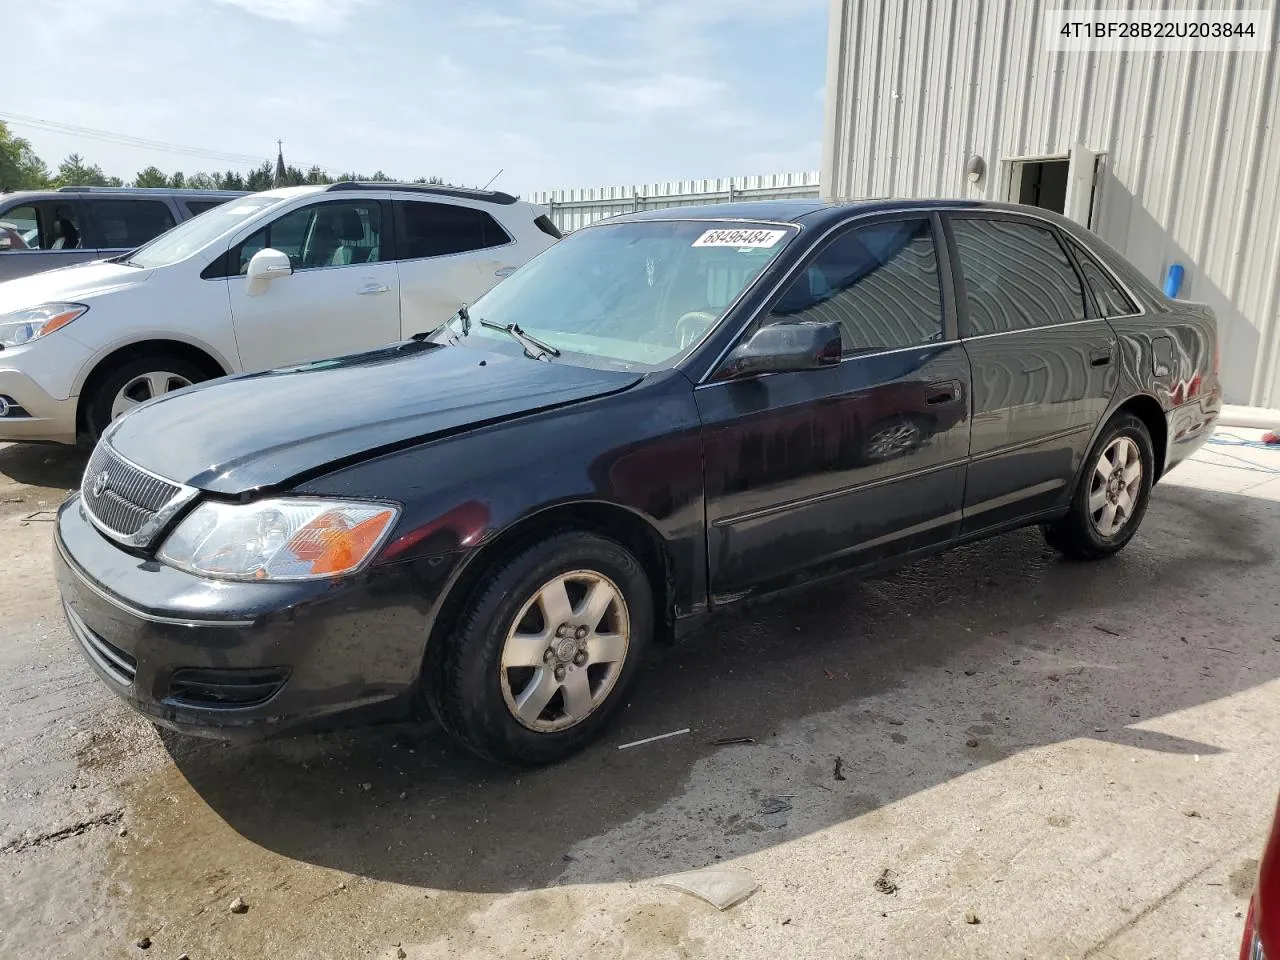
xmin=87 ymin=199 xmax=177 ymax=249
xmin=0 ymin=201 xmax=85 ymax=250
xmin=1067 ymin=238 xmax=1139 ymax=317
xmin=183 ymin=198 xmax=230 ymax=217
xmin=949 ymin=216 xmax=1087 ymax=335
xmin=396 ymin=200 xmax=510 ymax=259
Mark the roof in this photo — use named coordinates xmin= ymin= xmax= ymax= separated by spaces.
xmin=597 ymin=197 xmax=1084 ymax=231
xmin=324 ymin=181 xmax=519 ymax=205
xmin=1 ymin=186 xmax=249 ymax=200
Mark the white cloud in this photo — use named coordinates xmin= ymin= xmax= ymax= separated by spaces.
xmin=586 ymin=74 xmax=728 ymax=117
xmin=211 ymin=0 xmax=376 ymax=30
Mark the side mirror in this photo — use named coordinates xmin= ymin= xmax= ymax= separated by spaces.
xmin=718 ymin=321 xmax=842 ymax=380
xmin=245 ymin=248 xmax=292 ymax=281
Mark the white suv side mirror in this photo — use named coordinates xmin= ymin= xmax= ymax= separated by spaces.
xmin=246 ymin=248 xmax=292 ymax=281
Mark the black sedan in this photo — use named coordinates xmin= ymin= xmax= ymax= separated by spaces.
xmin=54 ymin=199 xmax=1221 ymax=764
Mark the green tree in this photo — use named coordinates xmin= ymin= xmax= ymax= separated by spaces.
xmin=187 ymin=172 xmax=216 ymax=190
xmin=168 ymin=171 xmax=186 ymax=189
xmin=413 ymin=176 xmax=445 ymax=185
xmin=245 ymin=160 xmax=274 ymax=192
xmin=54 ymin=153 xmax=119 ymax=187
xmin=213 ymin=170 xmax=246 ymax=191
xmin=133 ymin=165 xmax=168 ymax=188
xmin=0 ymin=121 xmax=51 ymax=190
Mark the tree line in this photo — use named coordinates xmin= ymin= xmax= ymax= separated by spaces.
xmin=0 ymin=122 xmax=441 ymax=192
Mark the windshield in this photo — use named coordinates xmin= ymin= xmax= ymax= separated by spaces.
xmin=122 ymin=196 xmax=280 ymax=269
xmin=433 ymin=219 xmax=797 ymax=369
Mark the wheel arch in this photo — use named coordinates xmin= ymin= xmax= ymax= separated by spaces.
xmin=1114 ymin=393 xmax=1168 ymax=481
xmin=425 ymin=500 xmax=677 ymax=670
xmin=74 ymin=338 xmax=231 ymax=435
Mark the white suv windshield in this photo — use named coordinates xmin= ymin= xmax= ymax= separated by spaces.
xmin=437 ymin=219 xmax=796 ymax=369
xmin=122 ymin=196 xmax=280 ymax=269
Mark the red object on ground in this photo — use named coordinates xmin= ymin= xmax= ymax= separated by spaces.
xmin=1263 ymin=431 xmax=1280 ymax=445
xmin=1240 ymin=796 xmax=1280 ymax=959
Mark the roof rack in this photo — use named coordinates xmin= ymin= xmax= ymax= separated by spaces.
xmin=54 ymin=185 xmax=241 ymax=194
xmin=325 ymin=181 xmax=518 ymax=205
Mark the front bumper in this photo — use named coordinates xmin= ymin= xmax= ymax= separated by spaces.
xmin=0 ymin=367 xmax=78 ymax=443
xmin=54 ymin=494 xmax=454 ymax=739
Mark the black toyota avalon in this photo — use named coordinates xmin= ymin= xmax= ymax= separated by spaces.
xmin=54 ymin=199 xmax=1220 ymax=765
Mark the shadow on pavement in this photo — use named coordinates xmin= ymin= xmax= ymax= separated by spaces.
xmin=163 ymin=481 xmax=1277 ymax=894
xmin=0 ymin=441 xmax=87 ymax=493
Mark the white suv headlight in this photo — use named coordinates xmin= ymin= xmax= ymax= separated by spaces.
xmin=0 ymin=303 xmax=88 ymax=347
xmin=158 ymin=498 xmax=400 ymax=581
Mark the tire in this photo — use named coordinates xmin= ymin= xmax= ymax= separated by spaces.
xmin=85 ymin=355 xmax=207 ymax=439
xmin=424 ymin=531 xmax=654 ymax=765
xmin=1042 ymin=412 xmax=1155 ymax=561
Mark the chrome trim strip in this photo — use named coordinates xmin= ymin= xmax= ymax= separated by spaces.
xmin=56 ymin=531 xmax=257 ymax=628
xmin=713 ymin=456 xmax=966 ymax=528
xmin=694 ymin=340 xmax=954 ymax=391
xmin=968 ymin=424 xmax=1092 ymax=464
xmin=961 ymin=479 xmax=1065 ymax=518
xmin=79 ymin=444 xmax=200 ymax=550
xmin=962 ymin=316 xmax=1113 ymax=341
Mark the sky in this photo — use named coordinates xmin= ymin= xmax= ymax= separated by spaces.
xmin=4 ymin=0 xmax=828 ymax=196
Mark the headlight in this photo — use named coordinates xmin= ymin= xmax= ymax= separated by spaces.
xmin=158 ymin=498 xmax=400 ymax=581
xmin=0 ymin=303 xmax=88 ymax=347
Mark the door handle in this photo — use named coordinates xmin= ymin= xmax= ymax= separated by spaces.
xmin=1090 ymin=348 xmax=1112 ymax=367
xmin=925 ymin=380 xmax=962 ymax=405
xmin=358 ymin=283 xmax=390 ymax=295
xmin=495 ymin=266 xmax=518 ymax=278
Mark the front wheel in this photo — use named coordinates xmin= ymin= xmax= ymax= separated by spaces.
xmin=424 ymin=532 xmax=654 ymax=765
xmin=84 ymin=355 xmax=207 ymax=439
xmin=1042 ymin=412 xmax=1155 ymax=560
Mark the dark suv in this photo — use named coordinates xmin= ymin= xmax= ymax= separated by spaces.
xmin=0 ymin=186 xmax=245 ymax=281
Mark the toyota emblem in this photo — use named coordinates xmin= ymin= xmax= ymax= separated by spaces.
xmin=92 ymin=470 xmax=110 ymax=498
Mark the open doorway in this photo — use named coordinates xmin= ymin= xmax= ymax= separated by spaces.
xmin=1005 ymin=148 xmax=1102 ymax=227
xmin=1011 ymin=159 xmax=1069 ymax=212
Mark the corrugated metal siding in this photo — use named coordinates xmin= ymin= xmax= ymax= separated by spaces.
xmin=822 ymin=0 xmax=1280 ymax=406
xmin=530 ymin=172 xmax=821 ymax=233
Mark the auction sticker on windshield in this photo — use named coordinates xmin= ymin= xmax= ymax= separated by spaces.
xmin=693 ymin=228 xmax=787 ymax=248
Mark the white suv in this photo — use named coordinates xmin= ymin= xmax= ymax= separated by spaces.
xmin=0 ymin=182 xmax=560 ymax=443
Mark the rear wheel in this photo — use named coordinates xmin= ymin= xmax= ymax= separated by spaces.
xmin=1042 ymin=412 xmax=1155 ymax=560
xmin=85 ymin=355 xmax=207 ymax=439
xmin=425 ymin=532 xmax=653 ymax=765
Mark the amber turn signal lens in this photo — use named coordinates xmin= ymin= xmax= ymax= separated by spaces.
xmin=286 ymin=509 xmax=398 ymax=576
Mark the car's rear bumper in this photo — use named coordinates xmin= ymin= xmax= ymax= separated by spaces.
xmin=53 ymin=494 xmax=457 ymax=739
xmin=1162 ymin=392 xmax=1221 ymax=477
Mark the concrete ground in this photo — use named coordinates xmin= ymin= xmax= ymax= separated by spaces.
xmin=2 ymin=427 xmax=1279 ymax=960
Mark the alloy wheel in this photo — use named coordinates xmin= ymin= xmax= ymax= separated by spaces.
xmin=498 ymin=570 xmax=631 ymax=733
xmin=110 ymin=371 xmax=193 ymax=420
xmin=1089 ymin=435 xmax=1143 ymax=537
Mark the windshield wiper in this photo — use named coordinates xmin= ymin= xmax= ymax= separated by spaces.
xmin=412 ymin=303 xmax=471 ymax=342
xmin=479 ymin=319 xmax=561 ymax=360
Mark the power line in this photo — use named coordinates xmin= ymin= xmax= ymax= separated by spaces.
xmin=0 ymin=110 xmax=333 ymax=171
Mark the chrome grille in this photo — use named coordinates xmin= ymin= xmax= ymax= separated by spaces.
xmin=80 ymin=441 xmax=195 ymax=548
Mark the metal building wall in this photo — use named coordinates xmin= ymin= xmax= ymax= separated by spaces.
xmin=821 ymin=0 xmax=1280 ymax=407
xmin=530 ymin=172 xmax=821 ymax=233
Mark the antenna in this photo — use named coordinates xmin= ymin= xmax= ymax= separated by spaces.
xmin=482 ymin=168 xmax=504 ymax=190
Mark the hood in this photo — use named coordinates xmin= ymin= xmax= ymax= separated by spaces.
xmin=105 ymin=341 xmax=642 ymax=494
xmin=0 ymin=260 xmax=150 ymax=314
